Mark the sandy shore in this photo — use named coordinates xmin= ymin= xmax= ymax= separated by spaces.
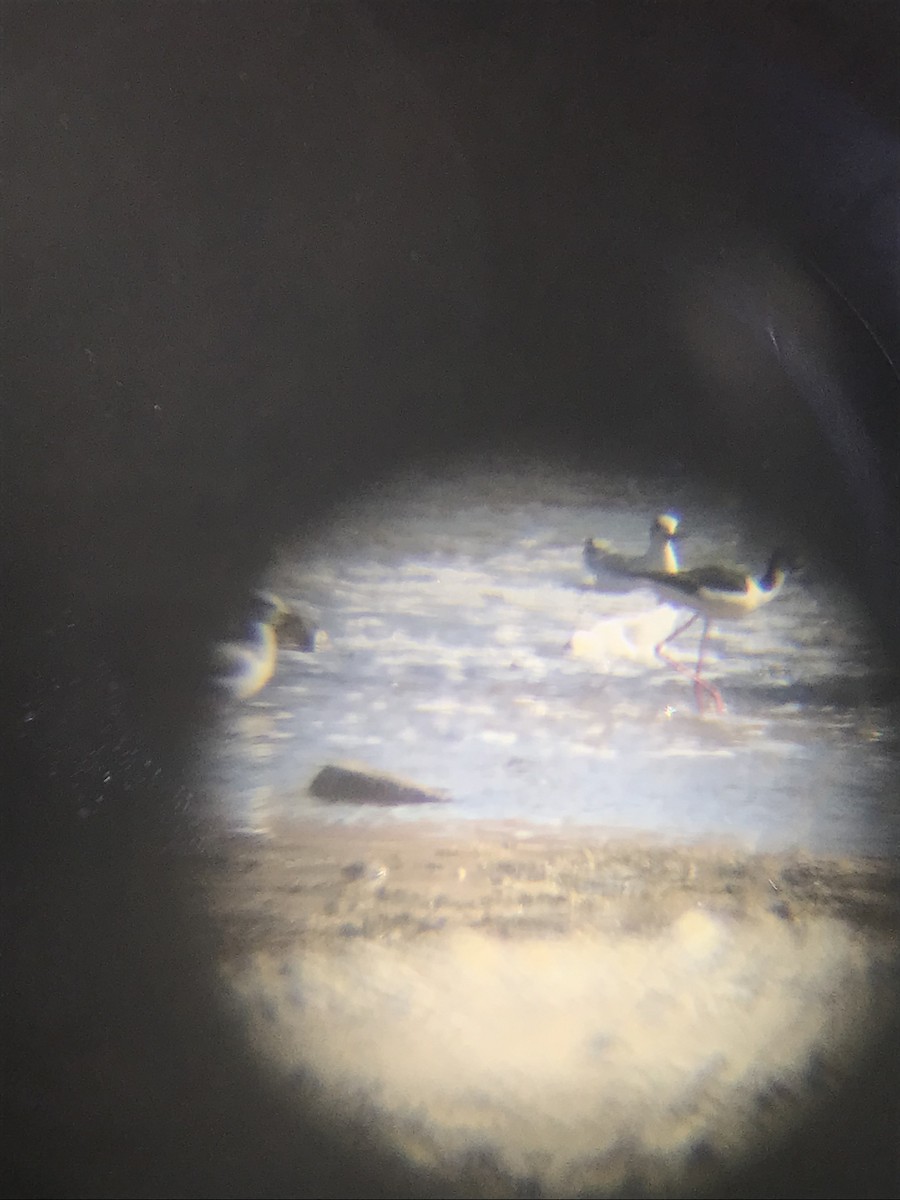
xmin=202 ymin=821 xmax=900 ymax=1198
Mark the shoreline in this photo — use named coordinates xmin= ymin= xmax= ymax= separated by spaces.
xmin=200 ymin=820 xmax=900 ymax=1197
xmin=201 ymin=817 xmax=900 ymax=952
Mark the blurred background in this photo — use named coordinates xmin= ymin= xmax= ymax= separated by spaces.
xmin=3 ymin=2 xmax=899 ymax=1196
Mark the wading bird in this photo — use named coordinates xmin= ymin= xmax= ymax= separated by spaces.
xmin=213 ymin=590 xmax=322 ymax=701
xmin=635 ymin=550 xmax=794 ymax=713
xmin=583 ymin=513 xmax=681 ymax=590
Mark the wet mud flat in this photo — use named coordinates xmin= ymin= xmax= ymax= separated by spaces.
xmin=202 ymin=822 xmax=900 ymax=1198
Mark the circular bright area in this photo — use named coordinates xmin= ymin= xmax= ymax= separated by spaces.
xmin=199 ymin=457 xmax=900 ymax=1197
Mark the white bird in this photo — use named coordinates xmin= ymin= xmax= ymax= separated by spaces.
xmin=213 ymin=590 xmax=322 ymax=701
xmin=567 ymin=606 xmax=686 ymax=670
xmin=635 ymin=550 xmax=795 ymax=713
xmin=583 ymin=513 xmax=681 ymax=591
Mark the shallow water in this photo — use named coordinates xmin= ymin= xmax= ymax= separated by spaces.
xmin=202 ymin=459 xmax=900 ymax=857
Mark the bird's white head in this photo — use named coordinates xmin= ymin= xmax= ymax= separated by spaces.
xmin=652 ymin=513 xmax=680 ymax=539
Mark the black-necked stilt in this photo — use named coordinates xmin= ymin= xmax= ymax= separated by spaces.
xmin=583 ymin=512 xmax=681 ymax=589
xmin=635 ymin=550 xmax=794 ymax=713
xmin=213 ymin=590 xmax=323 ymax=701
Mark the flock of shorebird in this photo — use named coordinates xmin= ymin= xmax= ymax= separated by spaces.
xmin=213 ymin=513 xmax=793 ymax=715
xmin=583 ymin=514 xmax=793 ymax=713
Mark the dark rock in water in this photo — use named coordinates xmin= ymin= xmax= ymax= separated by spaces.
xmin=309 ymin=763 xmax=449 ymax=806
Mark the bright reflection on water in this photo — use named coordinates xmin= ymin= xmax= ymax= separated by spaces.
xmin=205 ymin=457 xmax=899 ymax=856
xmin=202 ymin=457 xmax=900 ymax=1198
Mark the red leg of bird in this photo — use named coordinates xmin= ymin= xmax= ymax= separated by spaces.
xmin=692 ymin=618 xmax=725 ymax=714
xmin=654 ymin=612 xmax=701 ymax=683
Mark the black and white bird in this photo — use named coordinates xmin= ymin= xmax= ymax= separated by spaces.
xmin=583 ymin=512 xmax=681 ymax=590
xmin=213 ymin=590 xmax=323 ymax=701
xmin=635 ymin=550 xmax=794 ymax=713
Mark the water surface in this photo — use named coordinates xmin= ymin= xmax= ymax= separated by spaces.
xmin=203 ymin=460 xmax=899 ymax=857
